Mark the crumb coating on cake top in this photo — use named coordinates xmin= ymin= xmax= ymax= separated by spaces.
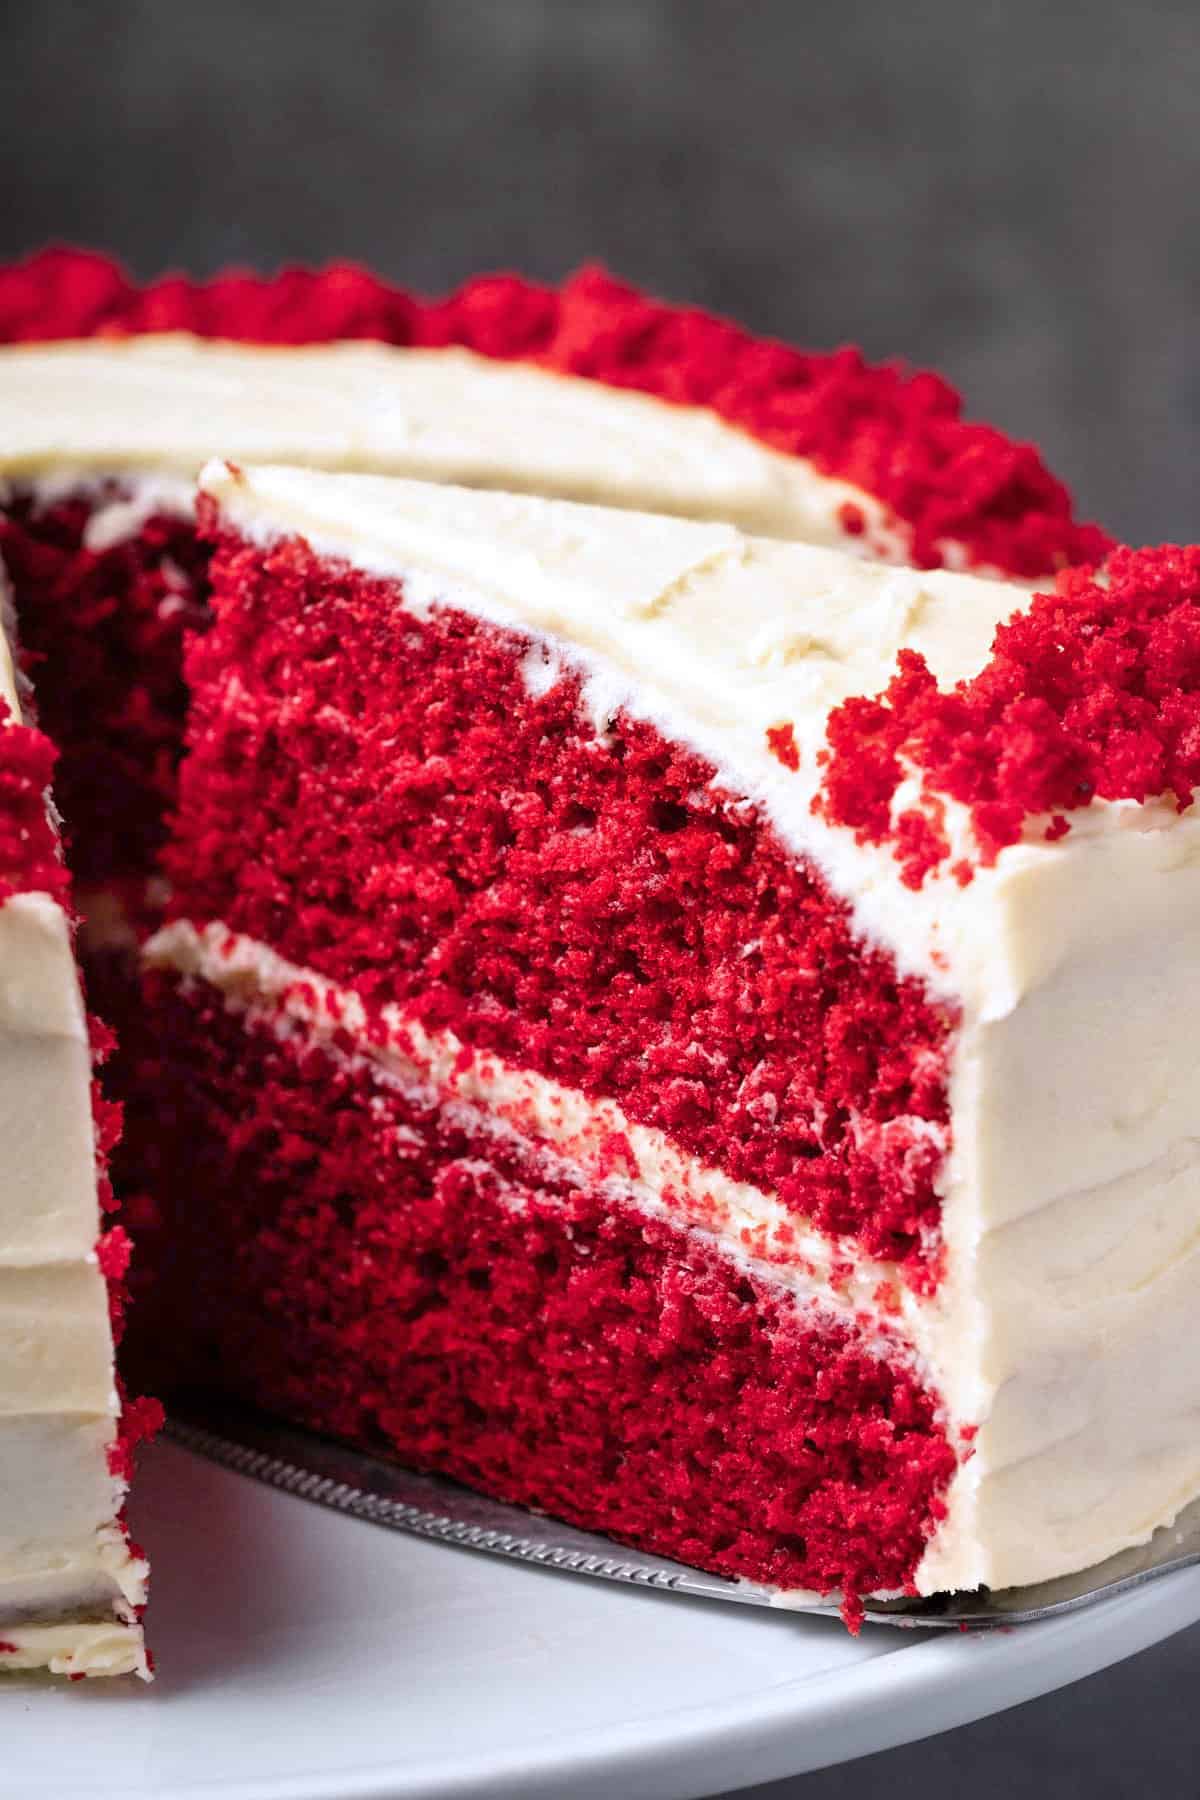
xmin=0 ymin=247 xmax=1110 ymax=578
xmin=817 ymin=544 xmax=1200 ymax=885
xmin=0 ymin=487 xmax=211 ymax=885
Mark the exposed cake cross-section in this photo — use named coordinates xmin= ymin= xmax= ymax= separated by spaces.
xmin=124 ymin=461 xmax=1200 ymax=1624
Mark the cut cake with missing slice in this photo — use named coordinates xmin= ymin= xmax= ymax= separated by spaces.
xmin=0 ymin=246 xmax=1115 ymax=1663
xmin=126 ymin=460 xmax=1200 ymax=1623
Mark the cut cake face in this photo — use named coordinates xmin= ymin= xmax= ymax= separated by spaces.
xmin=128 ymin=462 xmax=1200 ymax=1621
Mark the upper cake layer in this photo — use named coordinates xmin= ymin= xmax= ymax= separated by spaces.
xmin=0 ymin=248 xmax=1110 ymax=575
xmin=193 ymin=467 xmax=1200 ymax=1248
xmin=195 ymin=462 xmax=1175 ymax=1020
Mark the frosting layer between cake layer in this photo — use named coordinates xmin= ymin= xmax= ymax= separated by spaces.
xmin=191 ymin=463 xmax=1200 ymax=1595
xmin=146 ymin=921 xmax=919 ymax=1338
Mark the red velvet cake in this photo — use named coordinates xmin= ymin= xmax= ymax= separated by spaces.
xmin=135 ymin=464 xmax=1200 ymax=1637
xmin=9 ymin=251 xmax=1200 ymax=1675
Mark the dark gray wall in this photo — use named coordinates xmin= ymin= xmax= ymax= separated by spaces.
xmin=3 ymin=2 xmax=1200 ymax=1792
xmin=4 ymin=0 xmax=1200 ymax=544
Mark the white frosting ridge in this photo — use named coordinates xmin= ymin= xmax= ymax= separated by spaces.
xmin=0 ymin=335 xmax=903 ymax=553
xmin=186 ymin=465 xmax=1200 ymax=1597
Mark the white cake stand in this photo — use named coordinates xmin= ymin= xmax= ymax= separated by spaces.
xmin=11 ymin=1438 xmax=1200 ymax=1800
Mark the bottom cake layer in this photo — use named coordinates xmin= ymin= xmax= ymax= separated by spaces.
xmin=120 ymin=963 xmax=957 ymax=1622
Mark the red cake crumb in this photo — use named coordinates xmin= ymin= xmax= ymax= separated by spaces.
xmin=122 ymin=971 xmax=959 ymax=1615
xmin=818 ymin=546 xmax=1200 ymax=882
xmin=106 ymin=1391 xmax=164 ymax=1486
xmin=0 ymin=247 xmax=1109 ymax=578
xmin=168 ymin=525 xmax=957 ymax=1273
xmin=766 ymin=721 xmax=801 ymax=770
xmin=95 ymin=1225 xmax=132 ymax=1281
xmin=0 ymin=701 xmax=71 ymax=907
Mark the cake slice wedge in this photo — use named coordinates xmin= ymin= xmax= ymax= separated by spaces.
xmin=134 ymin=461 xmax=1200 ymax=1623
xmin=0 ymin=631 xmax=154 ymax=1678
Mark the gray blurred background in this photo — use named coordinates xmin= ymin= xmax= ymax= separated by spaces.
xmin=3 ymin=0 xmax=1199 ymax=1791
xmin=4 ymin=0 xmax=1200 ymax=545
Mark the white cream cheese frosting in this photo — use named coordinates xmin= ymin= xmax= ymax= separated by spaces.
xmin=0 ymin=636 xmax=147 ymax=1679
xmin=187 ymin=461 xmax=1200 ymax=1597
xmin=0 ymin=334 xmax=904 ymax=553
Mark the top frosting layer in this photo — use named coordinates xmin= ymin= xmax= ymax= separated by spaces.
xmin=0 ymin=336 xmax=889 ymax=550
xmin=0 ymin=249 xmax=1110 ymax=576
xmin=197 ymin=458 xmax=1014 ymax=725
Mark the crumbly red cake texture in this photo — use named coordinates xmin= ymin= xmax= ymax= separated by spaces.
xmin=122 ymin=970 xmax=957 ymax=1622
xmin=0 ymin=700 xmax=71 ymax=907
xmin=168 ymin=522 xmax=955 ymax=1275
xmin=0 ymin=246 xmax=1111 ymax=578
xmin=817 ymin=544 xmax=1200 ymax=885
xmin=0 ymin=487 xmax=209 ymax=887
